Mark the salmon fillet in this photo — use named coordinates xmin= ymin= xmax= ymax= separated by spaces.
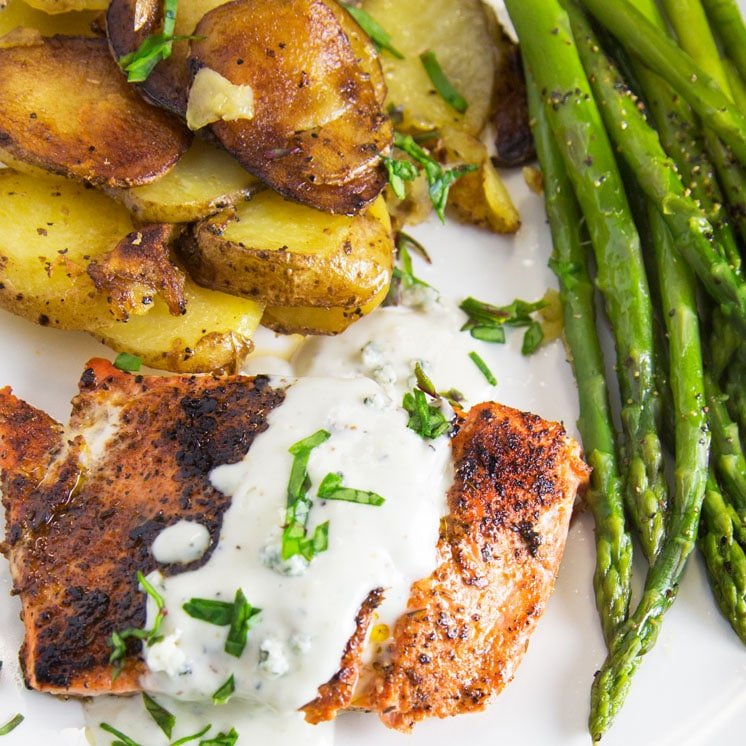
xmin=0 ymin=359 xmax=587 ymax=725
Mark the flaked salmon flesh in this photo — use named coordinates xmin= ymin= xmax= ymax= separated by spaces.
xmin=0 ymin=358 xmax=588 ymax=729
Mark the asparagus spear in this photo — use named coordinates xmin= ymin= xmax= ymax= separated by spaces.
xmin=660 ymin=0 xmax=746 ymax=252
xmin=526 ymin=70 xmax=632 ymax=645
xmin=504 ymin=0 xmax=667 ymax=562
xmin=701 ymin=0 xmax=746 ymax=84
xmin=567 ymin=0 xmax=746 ymax=335
xmin=705 ymin=371 xmax=746 ymax=518
xmin=578 ymin=0 xmax=746 ymax=165
xmin=562 ymin=5 xmax=710 ymax=738
xmin=614 ymin=0 xmax=741 ymax=270
xmin=699 ymin=469 xmax=746 ymax=643
xmin=725 ymin=59 xmax=746 ymax=115
xmin=724 ymin=359 xmax=746 ymax=438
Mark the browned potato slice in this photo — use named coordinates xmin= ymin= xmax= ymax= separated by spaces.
xmin=0 ymin=37 xmax=191 ymax=187
xmin=106 ymin=0 xmax=228 ymax=116
xmin=0 ymin=0 xmax=99 ymax=37
xmin=438 ymin=128 xmax=520 ymax=234
xmin=262 ymin=285 xmax=389 ymax=335
xmin=24 ymin=0 xmax=107 ymax=13
xmin=361 ymin=0 xmax=495 ymax=137
xmin=95 ymin=277 xmax=263 ymax=373
xmin=107 ymin=139 xmax=263 ymax=223
xmin=181 ymin=191 xmax=393 ymax=309
xmin=189 ymin=0 xmax=391 ymax=214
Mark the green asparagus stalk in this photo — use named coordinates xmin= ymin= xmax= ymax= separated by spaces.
xmin=660 ymin=0 xmax=746 ymax=253
xmin=526 ymin=71 xmax=632 ymax=646
xmin=567 ymin=1 xmax=746 ymax=335
xmin=705 ymin=371 xmax=746 ymax=518
xmin=504 ymin=0 xmax=668 ymax=562
xmin=616 ymin=0 xmax=741 ymax=270
xmin=562 ymin=4 xmax=710 ymax=738
xmin=701 ymin=0 xmax=746 ymax=84
xmin=578 ymin=0 xmax=746 ymax=166
xmin=725 ymin=59 xmax=746 ymax=115
xmin=724 ymin=359 xmax=746 ymax=438
xmin=699 ymin=469 xmax=746 ymax=643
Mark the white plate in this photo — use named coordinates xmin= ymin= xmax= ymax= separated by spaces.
xmin=2 ymin=5 xmax=746 ymax=745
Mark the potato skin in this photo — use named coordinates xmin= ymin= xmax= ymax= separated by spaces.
xmin=189 ymin=0 xmax=391 ymax=215
xmin=0 ymin=37 xmax=191 ymax=187
xmin=180 ymin=191 xmax=394 ymax=309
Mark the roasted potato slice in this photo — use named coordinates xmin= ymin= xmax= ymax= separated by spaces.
xmin=107 ymin=140 xmax=263 ymax=223
xmin=24 ymin=0 xmax=107 ymax=13
xmin=0 ymin=170 xmax=262 ymax=372
xmin=0 ymin=37 xmax=190 ymax=187
xmin=361 ymin=0 xmax=495 ymax=137
xmin=0 ymin=0 xmax=99 ymax=37
xmin=106 ymin=0 xmax=228 ymax=116
xmin=438 ymin=128 xmax=520 ymax=234
xmin=189 ymin=0 xmax=391 ymax=215
xmin=0 ymin=170 xmax=135 ymax=329
xmin=262 ymin=285 xmax=389 ymax=335
xmin=181 ymin=192 xmax=393 ymax=310
xmin=95 ymin=278 xmax=263 ymax=373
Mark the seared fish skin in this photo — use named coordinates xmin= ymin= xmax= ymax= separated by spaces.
xmin=305 ymin=403 xmax=588 ymax=729
xmin=0 ymin=362 xmax=587 ymax=729
xmin=0 ymin=358 xmax=286 ymax=694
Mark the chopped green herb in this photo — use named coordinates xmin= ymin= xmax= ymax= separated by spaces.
xmin=99 ymin=722 xmax=141 ymax=746
xmin=397 ymin=231 xmax=431 ymax=264
xmin=385 ymin=233 xmax=437 ymax=307
xmin=459 ymin=295 xmax=547 ymax=349
xmin=0 ymin=714 xmax=23 ymax=736
xmin=419 ymin=50 xmax=468 ymax=113
xmin=414 ymin=362 xmax=438 ymax=397
xmin=403 ymin=388 xmax=451 ymax=439
xmin=170 ymin=724 xmax=212 ymax=746
xmin=109 ymin=571 xmax=166 ymax=678
xmin=317 ymin=472 xmax=386 ymax=506
xmin=341 ymin=4 xmax=403 ymax=58
xmin=382 ymin=156 xmax=418 ymax=199
xmin=521 ymin=321 xmax=545 ymax=355
xmin=392 ymin=132 xmax=476 ymax=221
xmin=439 ymin=388 xmax=466 ymax=407
xmin=182 ymin=598 xmax=234 ymax=626
xmin=143 ymin=693 xmax=175 ymax=738
xmin=468 ymin=351 xmax=497 ymax=385
xmin=412 ymin=129 xmax=441 ymax=144
xmin=282 ymin=430 xmax=332 ymax=562
xmin=225 ymin=589 xmax=261 ymax=658
xmin=114 ymin=352 xmax=142 ymax=372
xmin=212 ymin=674 xmax=236 ymax=704
xmin=199 ymin=728 xmax=239 ymax=746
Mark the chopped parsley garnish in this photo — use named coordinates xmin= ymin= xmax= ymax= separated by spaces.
xmin=419 ymin=50 xmax=468 ymax=113
xmin=413 ymin=361 xmax=438 ymax=397
xmin=468 ymin=351 xmax=497 ymax=385
xmin=0 ymin=714 xmax=23 ymax=736
xmin=99 ymin=722 xmax=140 ymax=746
xmin=143 ymin=693 xmax=175 ymax=738
xmin=341 ymin=4 xmax=404 ymax=58
xmin=182 ymin=597 xmax=234 ymax=625
xmin=317 ymin=472 xmax=386 ymax=506
xmin=199 ymin=729 xmax=239 ymax=746
xmin=109 ymin=571 xmax=166 ymax=679
xmin=403 ymin=388 xmax=450 ymax=439
xmin=170 ymin=724 xmax=212 ymax=745
xmin=391 ymin=132 xmax=477 ymax=222
xmin=212 ymin=674 xmax=236 ymax=704
xmin=113 ymin=352 xmax=142 ymax=372
xmin=282 ymin=429 xmax=332 ymax=562
xmin=382 ymin=156 xmax=418 ymax=199
xmin=118 ymin=0 xmax=199 ymax=83
xmin=398 ymin=231 xmax=431 ymax=264
xmin=459 ymin=295 xmax=548 ymax=355
xmin=521 ymin=321 xmax=545 ymax=355
xmin=385 ymin=232 xmax=436 ymax=307
xmin=182 ymin=589 xmax=260 ymax=658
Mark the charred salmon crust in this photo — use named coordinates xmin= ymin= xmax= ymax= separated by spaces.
xmin=0 ymin=359 xmax=286 ymax=694
xmin=0 ymin=362 xmax=588 ymax=727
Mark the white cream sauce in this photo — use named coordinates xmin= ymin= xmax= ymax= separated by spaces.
xmin=83 ymin=376 xmax=454 ymax=744
xmin=292 ymin=298 xmax=497 ymax=407
xmin=151 ymin=521 xmax=211 ymax=565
